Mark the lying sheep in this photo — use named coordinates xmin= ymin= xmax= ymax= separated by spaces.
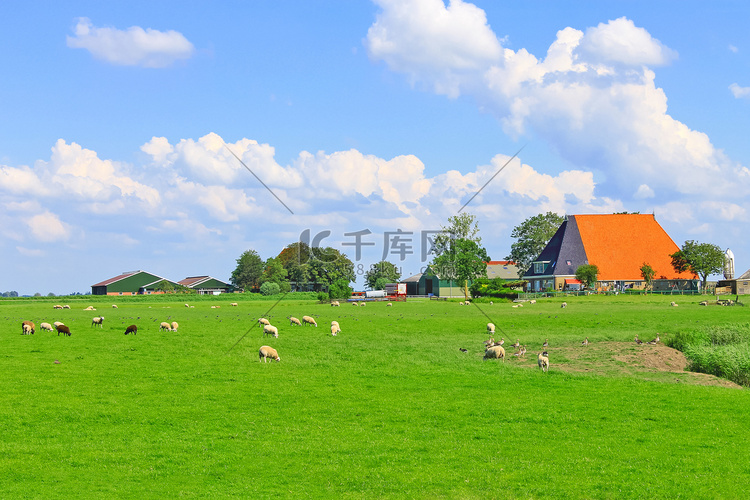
xmin=171 ymin=321 xmax=178 ymax=332
xmin=263 ymin=324 xmax=279 ymax=338
xmin=62 ymin=305 xmax=70 ymax=309
xmin=84 ymin=306 xmax=96 ymax=311
xmin=670 ymin=302 xmax=678 ymax=307
xmin=112 ymin=304 xmax=118 ymax=309
xmin=160 ymin=321 xmax=172 ymax=332
xmin=91 ymin=316 xmax=104 ymax=328
xmin=40 ymin=322 xmax=54 ymax=332
xmin=487 ymin=323 xmax=496 ymax=335
xmin=258 ymin=318 xmax=271 ymax=328
xmin=56 ymin=324 xmax=71 ymax=336
xmin=483 ymin=345 xmax=505 ymax=362
xmin=529 ymin=299 xmax=536 ymax=304
xmin=699 ymin=301 xmax=708 ymax=306
xmin=259 ymin=345 xmax=280 ymax=362
xmin=561 ymin=302 xmax=567 ymax=308
xmin=53 ymin=304 xmax=63 ymax=309
xmin=331 ymin=301 xmax=340 ymax=307
xmin=538 ymin=352 xmax=549 ymax=372
xmin=289 ymin=316 xmax=302 ymax=326
xmin=124 ymin=324 xmax=138 ymax=335
xmin=302 ymin=315 xmax=317 ymax=327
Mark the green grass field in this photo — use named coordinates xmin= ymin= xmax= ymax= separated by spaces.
xmin=2 ymin=294 xmax=750 ymax=499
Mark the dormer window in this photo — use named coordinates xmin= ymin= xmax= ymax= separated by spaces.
xmin=533 ymin=261 xmax=548 ymax=274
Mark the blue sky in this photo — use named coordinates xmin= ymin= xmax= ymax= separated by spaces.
xmin=1 ymin=0 xmax=748 ymax=295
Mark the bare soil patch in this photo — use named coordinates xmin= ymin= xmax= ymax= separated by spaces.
xmin=504 ymin=341 xmax=742 ymax=389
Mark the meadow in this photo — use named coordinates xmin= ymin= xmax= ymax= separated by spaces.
xmin=2 ymin=294 xmax=750 ymax=499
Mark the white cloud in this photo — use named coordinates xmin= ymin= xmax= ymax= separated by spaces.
xmin=67 ymin=17 xmax=194 ymax=68
xmin=634 ymin=184 xmax=655 ymax=199
xmin=365 ymin=2 xmax=748 ymax=202
xmin=16 ymin=247 xmax=45 ymax=257
xmin=730 ymin=83 xmax=750 ymax=98
xmin=729 ymin=44 xmax=738 ymax=53
xmin=26 ymin=211 xmax=71 ymax=242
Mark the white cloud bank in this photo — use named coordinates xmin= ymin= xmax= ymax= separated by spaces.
xmin=366 ymin=0 xmax=749 ymax=202
xmin=730 ymin=83 xmax=750 ymax=99
xmin=67 ymin=17 xmax=194 ymax=67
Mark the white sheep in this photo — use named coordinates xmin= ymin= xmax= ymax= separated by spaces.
xmin=112 ymin=304 xmax=118 ymax=309
xmin=259 ymin=345 xmax=280 ymax=362
xmin=487 ymin=323 xmax=496 ymax=335
xmin=670 ymin=302 xmax=678 ymax=307
xmin=62 ymin=305 xmax=70 ymax=309
xmin=331 ymin=301 xmax=340 ymax=307
xmin=699 ymin=301 xmax=708 ymax=306
xmin=352 ymin=301 xmax=358 ymax=306
xmin=53 ymin=321 xmax=64 ymax=328
xmin=483 ymin=345 xmax=505 ymax=361
xmin=185 ymin=303 xmax=190 ymax=308
xmin=91 ymin=316 xmax=104 ymax=328
xmin=160 ymin=321 xmax=172 ymax=331
xmin=40 ymin=322 xmax=54 ymax=332
xmin=359 ymin=302 xmax=366 ymax=307
xmin=331 ymin=320 xmax=340 ymax=330
xmin=561 ymin=302 xmax=567 ymax=308
xmin=53 ymin=305 xmax=63 ymax=309
xmin=302 ymin=315 xmax=317 ymax=327
xmin=538 ymin=352 xmax=549 ymax=372
xmin=22 ymin=323 xmax=34 ymax=335
xmin=230 ymin=302 xmax=238 ymax=307
xmin=289 ymin=316 xmax=302 ymax=326
xmin=386 ymin=302 xmax=393 ymax=307
xmin=330 ymin=324 xmax=340 ymax=336
xmin=171 ymin=321 xmax=179 ymax=332
xmin=529 ymin=299 xmax=536 ymax=304
xmin=258 ymin=318 xmax=271 ymax=328
xmin=263 ymin=324 xmax=279 ymax=338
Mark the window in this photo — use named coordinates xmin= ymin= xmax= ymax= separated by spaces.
xmin=566 ymin=260 xmax=572 ymax=266
xmin=533 ymin=262 xmax=547 ymax=274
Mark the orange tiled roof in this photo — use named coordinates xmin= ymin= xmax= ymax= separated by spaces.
xmin=574 ymin=214 xmax=696 ymax=281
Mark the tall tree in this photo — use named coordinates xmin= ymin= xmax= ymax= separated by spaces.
xmin=670 ymin=240 xmax=725 ymax=292
xmin=575 ymin=264 xmax=599 ymax=290
xmin=364 ymin=261 xmax=402 ymax=289
xmin=430 ymin=213 xmax=489 ymax=300
xmin=640 ymin=262 xmax=656 ymax=292
xmin=260 ymin=257 xmax=291 ymax=293
xmin=506 ymin=212 xmax=565 ymax=277
xmin=230 ymin=249 xmax=264 ymax=291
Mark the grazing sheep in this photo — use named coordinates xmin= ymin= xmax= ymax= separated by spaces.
xmin=112 ymin=304 xmax=118 ymax=309
xmin=302 ymin=316 xmax=317 ymax=327
xmin=230 ymin=302 xmax=238 ymax=307
xmin=331 ymin=320 xmax=340 ymax=329
xmin=529 ymin=299 xmax=537 ymax=304
xmin=185 ymin=303 xmax=190 ymax=308
xmin=53 ymin=321 xmax=64 ymax=328
xmin=670 ymin=302 xmax=678 ymax=307
xmin=537 ymin=352 xmax=549 ymax=372
xmin=289 ymin=316 xmax=302 ymax=326
xmin=160 ymin=321 xmax=172 ymax=332
xmin=487 ymin=323 xmax=496 ymax=335
xmin=259 ymin=345 xmax=280 ymax=362
xmin=490 ymin=301 xmax=493 ymax=305
xmin=56 ymin=324 xmax=71 ymax=336
xmin=53 ymin=304 xmax=63 ymax=309
xmin=330 ymin=324 xmax=339 ymax=336
xmin=21 ymin=321 xmax=35 ymax=335
xmin=91 ymin=316 xmax=104 ymax=328
xmin=331 ymin=301 xmax=340 ymax=307
xmin=124 ymin=324 xmax=138 ymax=335
xmin=84 ymin=306 xmax=96 ymax=311
xmin=62 ymin=305 xmax=70 ymax=309
xmin=40 ymin=322 xmax=54 ymax=332
xmin=171 ymin=321 xmax=179 ymax=332
xmin=561 ymin=302 xmax=567 ymax=308
xmin=699 ymin=301 xmax=708 ymax=306
xmin=483 ymin=345 xmax=505 ymax=361
xmin=352 ymin=301 xmax=358 ymax=306
xmin=386 ymin=302 xmax=393 ymax=307
xmin=581 ymin=337 xmax=589 ymax=347
xmin=258 ymin=318 xmax=271 ymax=328
xmin=263 ymin=324 xmax=279 ymax=338
xmin=359 ymin=302 xmax=366 ymax=307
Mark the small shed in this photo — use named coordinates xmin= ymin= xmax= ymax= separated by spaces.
xmin=716 ymin=268 xmax=750 ymax=295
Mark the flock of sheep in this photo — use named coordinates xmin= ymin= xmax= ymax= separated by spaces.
xmin=258 ymin=311 xmax=343 ymax=362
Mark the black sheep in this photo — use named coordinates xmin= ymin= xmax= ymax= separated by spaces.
xmin=124 ymin=324 xmax=138 ymax=335
xmin=56 ymin=324 xmax=71 ymax=336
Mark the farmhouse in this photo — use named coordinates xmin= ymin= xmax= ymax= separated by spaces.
xmin=523 ymin=214 xmax=697 ymax=292
xmin=417 ymin=261 xmax=520 ymax=297
xmin=716 ymin=268 xmax=750 ymax=295
xmin=178 ymin=276 xmax=232 ymax=295
xmin=91 ymin=270 xmax=182 ymax=296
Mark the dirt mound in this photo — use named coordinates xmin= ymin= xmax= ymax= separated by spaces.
xmin=505 ymin=341 xmax=741 ymax=389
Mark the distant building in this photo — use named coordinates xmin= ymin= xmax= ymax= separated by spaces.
xmin=522 ymin=214 xmax=697 ymax=292
xmin=415 ymin=261 xmax=520 ymax=297
xmin=716 ymin=268 xmax=750 ymax=295
xmin=91 ymin=270 xmax=181 ymax=295
xmin=178 ymin=276 xmax=232 ymax=295
xmin=400 ymin=272 xmax=423 ymax=296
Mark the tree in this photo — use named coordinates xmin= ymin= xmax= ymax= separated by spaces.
xmin=364 ymin=261 xmax=401 ymax=289
xmin=230 ymin=249 xmax=264 ymax=291
xmin=260 ymin=257 xmax=291 ymax=293
xmin=155 ymin=280 xmax=175 ymax=293
xmin=329 ymin=278 xmax=353 ymax=300
xmin=259 ymin=281 xmax=280 ymax=296
xmin=307 ymin=247 xmax=355 ymax=286
xmin=670 ymin=240 xmax=725 ymax=292
xmin=506 ymin=212 xmax=565 ymax=277
xmin=640 ymin=263 xmax=656 ymax=292
xmin=431 ymin=214 xmax=490 ymax=301
xmin=575 ymin=264 xmax=599 ymax=290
